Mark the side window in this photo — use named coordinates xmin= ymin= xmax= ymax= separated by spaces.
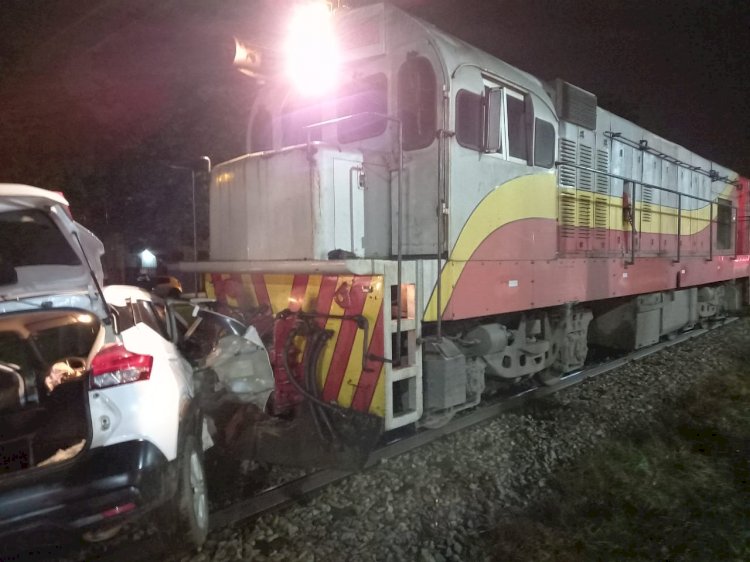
xmin=337 ymin=73 xmax=388 ymax=144
xmin=398 ymin=57 xmax=437 ymax=150
xmin=506 ymin=92 xmax=526 ymax=160
xmin=151 ymin=301 xmax=173 ymax=340
xmin=250 ymin=107 xmax=272 ymax=152
xmin=136 ymin=301 xmax=169 ymax=340
xmin=281 ymin=102 xmax=322 ymax=146
xmin=457 ymin=85 xmax=529 ymax=162
xmin=456 ymin=90 xmax=482 ymax=150
xmin=110 ymin=304 xmax=134 ymax=333
xmin=716 ymin=198 xmax=733 ymax=250
xmin=112 ymin=300 xmax=169 ymax=339
xmin=533 ymin=118 xmax=555 ymax=168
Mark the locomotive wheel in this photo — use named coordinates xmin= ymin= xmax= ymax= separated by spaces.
xmin=536 ymin=368 xmax=561 ymax=387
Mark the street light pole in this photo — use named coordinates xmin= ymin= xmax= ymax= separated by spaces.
xmin=168 ymin=156 xmax=211 ymax=295
xmin=190 ymin=168 xmax=198 ymax=293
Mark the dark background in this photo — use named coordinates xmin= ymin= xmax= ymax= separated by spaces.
xmin=1 ymin=0 xmax=748 ymax=275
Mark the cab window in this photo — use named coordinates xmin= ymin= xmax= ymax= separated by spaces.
xmin=534 ymin=118 xmax=555 ymax=168
xmin=337 ymin=73 xmax=388 ymax=144
xmin=398 ymin=57 xmax=437 ymax=150
xmin=506 ymin=91 xmax=526 ymax=160
xmin=281 ymin=102 xmax=322 ymax=146
xmin=456 ymin=90 xmax=482 ymax=150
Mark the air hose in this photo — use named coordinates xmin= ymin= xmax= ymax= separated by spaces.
xmin=281 ymin=322 xmax=338 ymax=411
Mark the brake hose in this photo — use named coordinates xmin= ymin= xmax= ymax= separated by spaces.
xmin=281 ymin=322 xmax=340 ymax=412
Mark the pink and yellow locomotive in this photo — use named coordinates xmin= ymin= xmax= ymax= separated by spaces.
xmin=182 ymin=2 xmax=750 ymax=437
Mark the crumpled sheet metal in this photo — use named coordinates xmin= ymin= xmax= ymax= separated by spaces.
xmin=204 ymin=327 xmax=275 ymax=409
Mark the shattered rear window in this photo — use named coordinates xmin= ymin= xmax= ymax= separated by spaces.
xmin=0 ymin=210 xmax=80 ymax=267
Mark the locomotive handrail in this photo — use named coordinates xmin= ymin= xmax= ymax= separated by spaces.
xmin=555 ymin=161 xmax=737 ymax=264
xmin=555 ymin=161 xmax=715 ymax=204
xmin=604 ymin=131 xmax=738 ymax=186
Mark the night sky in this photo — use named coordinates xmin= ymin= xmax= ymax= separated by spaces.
xmin=1 ymin=0 xmax=749 ymax=257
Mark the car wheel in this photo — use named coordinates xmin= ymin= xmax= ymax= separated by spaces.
xmin=164 ymin=434 xmax=209 ymax=550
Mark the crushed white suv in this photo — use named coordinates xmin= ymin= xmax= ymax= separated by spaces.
xmin=0 ymin=185 xmax=208 ymax=553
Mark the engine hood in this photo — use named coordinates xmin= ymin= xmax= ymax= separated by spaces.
xmin=0 ymin=185 xmax=106 ymax=318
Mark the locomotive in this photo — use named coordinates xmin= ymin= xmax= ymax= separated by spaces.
xmin=180 ymin=2 xmax=750 ymax=452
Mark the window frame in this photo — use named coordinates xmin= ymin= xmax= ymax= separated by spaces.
xmin=280 ymin=102 xmax=323 ymax=147
xmin=336 ymin=72 xmax=389 ymax=144
xmin=504 ymin=89 xmax=527 ymax=163
xmin=397 ymin=56 xmax=437 ymax=151
xmin=533 ymin=118 xmax=556 ymax=169
xmin=456 ymin=81 xmax=530 ymax=166
xmin=455 ymin=89 xmax=483 ymax=151
xmin=715 ymin=198 xmax=734 ymax=251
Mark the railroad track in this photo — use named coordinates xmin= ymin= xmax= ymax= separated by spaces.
xmin=90 ymin=318 xmax=735 ymax=561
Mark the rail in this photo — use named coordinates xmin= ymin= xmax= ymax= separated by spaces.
xmin=87 ymin=318 xmax=738 ymax=562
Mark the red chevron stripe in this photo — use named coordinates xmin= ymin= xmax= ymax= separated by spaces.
xmin=350 ymin=307 xmax=384 ymax=412
xmin=314 ymin=275 xmax=339 ymax=326
xmin=321 ymin=276 xmax=371 ymax=402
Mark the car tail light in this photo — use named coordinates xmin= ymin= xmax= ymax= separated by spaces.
xmin=90 ymin=344 xmax=153 ymax=389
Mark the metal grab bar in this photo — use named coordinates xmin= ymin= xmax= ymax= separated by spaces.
xmin=555 ymin=161 xmax=736 ymax=264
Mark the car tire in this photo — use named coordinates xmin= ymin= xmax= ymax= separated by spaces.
xmin=163 ymin=434 xmax=209 ymax=551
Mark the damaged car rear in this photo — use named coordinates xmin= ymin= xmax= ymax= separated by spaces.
xmin=0 ymin=185 xmax=207 ymax=553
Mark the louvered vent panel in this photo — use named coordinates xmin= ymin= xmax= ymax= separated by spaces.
xmin=578 ymin=144 xmax=593 ymax=191
xmin=642 ymin=187 xmax=654 ymax=223
xmin=559 ymin=138 xmax=576 ymax=187
xmin=560 ymin=192 xmax=577 ymax=238
xmin=577 ymin=192 xmax=592 ymax=237
xmin=596 ymin=149 xmax=609 ymax=195
xmin=594 ymin=196 xmax=608 ymax=238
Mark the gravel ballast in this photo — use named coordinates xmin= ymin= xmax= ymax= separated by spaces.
xmin=173 ymin=318 xmax=750 ymax=562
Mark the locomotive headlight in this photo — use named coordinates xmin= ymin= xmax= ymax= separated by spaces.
xmin=284 ymin=1 xmax=340 ymax=97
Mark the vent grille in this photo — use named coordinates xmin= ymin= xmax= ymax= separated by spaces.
xmin=578 ymin=144 xmax=593 ymax=191
xmin=596 ymin=149 xmax=609 ymax=194
xmin=553 ymin=79 xmax=597 ymax=130
xmin=594 ymin=196 xmax=608 ymax=238
xmin=560 ymin=192 xmax=577 ymax=238
xmin=578 ymin=193 xmax=592 ymax=238
xmin=642 ymin=186 xmax=654 ymax=223
xmin=559 ymin=138 xmax=576 ymax=187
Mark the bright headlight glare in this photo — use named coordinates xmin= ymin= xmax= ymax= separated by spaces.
xmin=285 ymin=1 xmax=340 ymax=96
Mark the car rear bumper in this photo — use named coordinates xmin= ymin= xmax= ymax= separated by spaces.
xmin=0 ymin=440 xmax=176 ymax=548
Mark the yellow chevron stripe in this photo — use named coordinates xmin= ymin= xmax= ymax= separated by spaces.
xmin=204 ymin=274 xmax=216 ymax=299
xmin=425 ymin=173 xmax=558 ymax=320
xmin=240 ymin=274 xmax=259 ymax=307
xmin=302 ymin=275 xmax=323 ymax=311
xmin=317 ymin=276 xmax=353 ymax=389
xmin=425 ymin=173 xmax=738 ymax=321
xmin=369 ymin=367 xmax=385 ymax=416
xmin=336 ymin=278 xmax=384 ymax=408
xmin=263 ymin=274 xmax=295 ymax=315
